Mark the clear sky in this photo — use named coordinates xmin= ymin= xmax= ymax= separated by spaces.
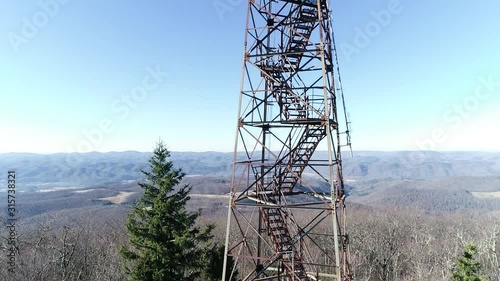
xmin=1 ymin=0 xmax=499 ymax=153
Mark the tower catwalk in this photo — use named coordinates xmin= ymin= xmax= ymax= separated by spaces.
xmin=222 ymin=0 xmax=352 ymax=280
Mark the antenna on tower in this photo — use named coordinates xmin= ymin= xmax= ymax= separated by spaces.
xmin=346 ymin=112 xmax=353 ymax=157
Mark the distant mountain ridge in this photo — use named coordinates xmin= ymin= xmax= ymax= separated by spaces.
xmin=0 ymin=151 xmax=499 ymax=192
xmin=342 ymin=151 xmax=500 ymax=179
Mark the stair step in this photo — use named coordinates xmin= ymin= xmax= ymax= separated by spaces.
xmin=295 ymin=23 xmax=311 ymax=29
xmin=302 ymin=8 xmax=317 ymax=15
xmin=300 ymin=15 xmax=316 ymax=21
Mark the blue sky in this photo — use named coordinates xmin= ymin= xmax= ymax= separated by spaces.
xmin=1 ymin=0 xmax=499 ymax=153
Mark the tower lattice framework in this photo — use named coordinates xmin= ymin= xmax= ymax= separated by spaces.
xmin=223 ymin=0 xmax=352 ymax=280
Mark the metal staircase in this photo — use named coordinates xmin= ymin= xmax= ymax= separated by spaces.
xmin=256 ymin=2 xmax=330 ymax=279
xmin=284 ymin=3 xmax=318 ymax=70
xmin=254 ymin=125 xmax=325 ymax=280
xmin=256 ymin=173 xmax=308 ymax=280
xmin=280 ymin=126 xmax=325 ymax=192
xmin=224 ymin=0 xmax=352 ymax=279
xmin=262 ymin=206 xmax=309 ymax=280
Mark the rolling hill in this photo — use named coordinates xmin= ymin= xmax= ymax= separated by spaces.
xmin=1 ymin=151 xmax=499 ymax=220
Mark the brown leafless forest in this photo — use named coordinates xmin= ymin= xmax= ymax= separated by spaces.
xmin=1 ymin=204 xmax=498 ymax=281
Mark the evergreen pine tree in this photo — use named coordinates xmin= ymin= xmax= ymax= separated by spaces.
xmin=199 ymin=243 xmax=238 ymax=281
xmin=451 ymin=243 xmax=488 ymax=281
xmin=120 ymin=141 xmax=213 ymax=281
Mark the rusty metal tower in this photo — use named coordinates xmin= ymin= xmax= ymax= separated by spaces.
xmin=222 ymin=0 xmax=352 ymax=280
